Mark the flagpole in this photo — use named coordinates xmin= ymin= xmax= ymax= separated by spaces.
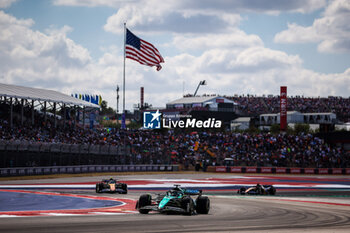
xmin=122 ymin=22 xmax=126 ymax=164
xmin=122 ymin=22 xmax=126 ymax=129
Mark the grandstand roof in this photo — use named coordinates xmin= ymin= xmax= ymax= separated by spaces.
xmin=167 ymin=96 xmax=236 ymax=105
xmin=304 ymin=112 xmax=336 ymax=116
xmin=260 ymin=111 xmax=336 ymax=117
xmin=232 ymin=117 xmax=251 ymax=123
xmin=0 ymin=83 xmax=100 ymax=108
xmin=260 ymin=111 xmax=301 ymax=117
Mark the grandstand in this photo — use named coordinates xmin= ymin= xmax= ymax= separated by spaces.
xmin=0 ymin=84 xmax=349 ymax=173
xmin=226 ymin=94 xmax=349 ymax=123
xmin=0 ymin=83 xmax=99 ymax=128
xmin=166 ymin=95 xmax=237 ymax=111
xmin=259 ymin=111 xmax=336 ymax=125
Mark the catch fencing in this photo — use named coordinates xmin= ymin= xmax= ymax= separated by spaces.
xmin=0 ymin=164 xmax=179 ymax=177
xmin=0 ymin=140 xmax=127 ymax=155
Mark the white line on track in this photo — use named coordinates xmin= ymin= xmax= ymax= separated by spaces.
xmin=2 ymin=183 xmax=350 ymax=189
xmin=0 ymin=215 xmax=23 ymax=218
xmin=44 ymin=213 xmax=87 ymax=216
xmin=88 ymin=212 xmax=129 ymax=215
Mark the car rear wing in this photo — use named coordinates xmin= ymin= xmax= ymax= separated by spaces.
xmin=184 ymin=189 xmax=202 ymax=195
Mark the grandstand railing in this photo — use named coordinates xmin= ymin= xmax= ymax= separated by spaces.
xmin=0 ymin=140 xmax=130 ymax=155
xmin=0 ymin=164 xmax=180 ymax=177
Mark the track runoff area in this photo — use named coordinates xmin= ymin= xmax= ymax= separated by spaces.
xmin=0 ymin=173 xmax=350 ymax=232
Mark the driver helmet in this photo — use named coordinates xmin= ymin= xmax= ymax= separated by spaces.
xmin=171 ymin=190 xmax=179 ymax=196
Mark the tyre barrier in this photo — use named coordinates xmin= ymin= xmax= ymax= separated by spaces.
xmin=213 ymin=166 xmax=350 ymax=175
xmin=0 ymin=165 xmax=179 ymax=177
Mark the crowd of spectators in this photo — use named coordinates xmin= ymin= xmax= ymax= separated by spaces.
xmin=226 ymin=95 xmax=350 ymax=122
xmin=1 ymin=95 xmax=349 ymax=169
xmin=1 ymin=117 xmax=349 ymax=168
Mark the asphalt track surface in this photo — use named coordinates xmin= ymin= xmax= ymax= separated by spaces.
xmin=1 ymin=173 xmax=350 ymax=233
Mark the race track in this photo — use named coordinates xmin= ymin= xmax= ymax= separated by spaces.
xmin=0 ymin=173 xmax=350 ymax=233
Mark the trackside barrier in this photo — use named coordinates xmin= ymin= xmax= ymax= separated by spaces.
xmin=0 ymin=165 xmax=179 ymax=177
xmin=215 ymin=166 xmax=227 ymax=172
xmin=318 ymin=168 xmax=329 ymax=174
xmin=333 ymin=168 xmax=342 ymax=174
xmin=290 ymin=168 xmax=301 ymax=174
xmin=304 ymin=168 xmax=315 ymax=174
xmin=209 ymin=166 xmax=350 ymax=175
xmin=261 ymin=167 xmax=272 ymax=173
xmin=276 ymin=167 xmax=287 ymax=173
xmin=246 ymin=167 xmax=257 ymax=173
xmin=230 ymin=167 xmax=242 ymax=173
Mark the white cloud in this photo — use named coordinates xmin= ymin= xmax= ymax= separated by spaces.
xmin=104 ymin=2 xmax=238 ymax=35
xmin=172 ymin=30 xmax=263 ymax=52
xmin=230 ymin=47 xmax=302 ymax=70
xmin=273 ymin=23 xmax=318 ymax=44
xmin=0 ymin=0 xmax=17 ymax=8
xmin=54 ymin=0 xmax=326 ymax=14
xmin=274 ymin=0 xmax=350 ymax=53
xmin=0 ymin=3 xmax=349 ymax=113
xmin=103 ymin=0 xmax=327 ymax=35
xmin=53 ymin=0 xmax=133 ymax=8
xmin=0 ymin=10 xmax=151 ymax=109
xmin=168 ymin=51 xmax=349 ymax=98
xmin=0 ymin=11 xmax=93 ymax=87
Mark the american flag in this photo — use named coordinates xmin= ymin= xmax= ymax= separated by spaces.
xmin=125 ymin=28 xmax=164 ymax=71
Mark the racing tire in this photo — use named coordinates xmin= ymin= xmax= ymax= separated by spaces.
xmin=239 ymin=187 xmax=246 ymax=195
xmin=96 ymin=183 xmax=101 ymax=193
xmin=196 ymin=196 xmax=210 ymax=214
xmin=138 ymin=194 xmax=152 ymax=214
xmin=256 ymin=187 xmax=263 ymax=195
xmin=181 ymin=197 xmax=194 ymax=216
xmin=121 ymin=183 xmax=128 ymax=194
xmin=269 ymin=186 xmax=276 ymax=195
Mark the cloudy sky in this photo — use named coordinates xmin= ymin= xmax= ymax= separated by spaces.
xmin=1 ymin=0 xmax=349 ymax=111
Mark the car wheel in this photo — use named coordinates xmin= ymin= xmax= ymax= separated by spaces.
xmin=181 ymin=197 xmax=194 ymax=215
xmin=239 ymin=187 xmax=246 ymax=195
xmin=138 ymin=194 xmax=152 ymax=214
xmin=122 ymin=183 xmax=128 ymax=194
xmin=96 ymin=184 xmax=101 ymax=193
xmin=269 ymin=186 xmax=276 ymax=195
xmin=196 ymin=196 xmax=210 ymax=214
xmin=256 ymin=187 xmax=263 ymax=195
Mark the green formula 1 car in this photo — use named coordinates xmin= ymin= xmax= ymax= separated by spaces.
xmin=135 ymin=185 xmax=210 ymax=215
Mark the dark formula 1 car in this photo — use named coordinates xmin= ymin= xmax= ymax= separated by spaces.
xmin=136 ymin=185 xmax=210 ymax=215
xmin=95 ymin=178 xmax=128 ymax=194
xmin=238 ymin=184 xmax=276 ymax=195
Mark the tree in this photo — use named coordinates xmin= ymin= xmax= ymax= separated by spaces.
xmin=100 ymin=100 xmax=115 ymax=116
xmin=270 ymin=124 xmax=280 ymax=134
xmin=294 ymin=123 xmax=310 ymax=134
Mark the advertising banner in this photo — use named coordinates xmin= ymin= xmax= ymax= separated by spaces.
xmin=318 ymin=168 xmax=329 ymax=174
xmin=276 ymin=167 xmax=287 ymax=173
xmin=290 ymin=168 xmax=301 ymax=174
xmin=280 ymin=86 xmax=287 ymax=131
xmin=332 ymin=168 xmax=342 ymax=174
xmin=261 ymin=167 xmax=272 ymax=173
xmin=246 ymin=167 xmax=257 ymax=173
xmin=230 ymin=167 xmax=242 ymax=173
xmin=215 ymin=166 xmax=226 ymax=172
xmin=304 ymin=168 xmax=315 ymax=174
